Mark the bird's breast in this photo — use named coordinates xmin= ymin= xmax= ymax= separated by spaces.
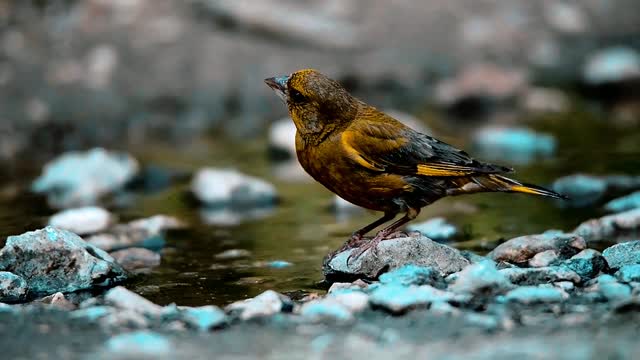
xmin=295 ymin=133 xmax=411 ymax=212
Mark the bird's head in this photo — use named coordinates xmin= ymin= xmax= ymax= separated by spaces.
xmin=265 ymin=69 xmax=358 ymax=136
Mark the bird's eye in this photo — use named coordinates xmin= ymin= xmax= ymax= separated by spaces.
xmin=289 ymin=89 xmax=307 ymax=103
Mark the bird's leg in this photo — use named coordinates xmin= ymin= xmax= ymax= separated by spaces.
xmin=337 ymin=212 xmax=396 ymax=252
xmin=347 ymin=207 xmax=420 ymax=263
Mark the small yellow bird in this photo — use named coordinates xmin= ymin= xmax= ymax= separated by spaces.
xmin=266 ymin=69 xmax=567 ymax=260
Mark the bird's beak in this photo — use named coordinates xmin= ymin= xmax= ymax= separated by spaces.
xmin=264 ymin=75 xmax=289 ymax=101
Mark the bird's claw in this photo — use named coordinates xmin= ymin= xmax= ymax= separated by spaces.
xmin=346 ymin=237 xmax=382 ymax=265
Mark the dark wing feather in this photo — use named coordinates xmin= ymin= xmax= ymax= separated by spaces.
xmin=341 ymin=107 xmax=513 ymax=176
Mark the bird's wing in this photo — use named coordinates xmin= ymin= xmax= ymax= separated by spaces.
xmin=341 ymin=110 xmax=513 ymax=176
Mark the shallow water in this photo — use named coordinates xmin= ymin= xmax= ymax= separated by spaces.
xmin=0 ymin=105 xmax=638 ymax=307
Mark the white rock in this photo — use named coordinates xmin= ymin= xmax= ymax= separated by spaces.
xmin=49 ymin=206 xmax=114 ymax=235
xmin=191 ymin=168 xmax=276 ymax=206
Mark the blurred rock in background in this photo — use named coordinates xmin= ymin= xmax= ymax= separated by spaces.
xmin=1 ymin=0 xmax=639 ymax=162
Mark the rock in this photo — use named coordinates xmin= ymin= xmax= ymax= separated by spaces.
xmin=449 ymin=260 xmax=513 ymax=295
xmin=326 ymin=291 xmax=369 ymax=313
xmin=38 ymin=292 xmax=76 ymax=310
xmin=299 ymin=299 xmax=355 ymax=322
xmin=195 ymin=0 xmax=359 ymax=49
xmin=31 ymin=148 xmax=139 ymax=208
xmin=488 ymin=231 xmax=585 ymax=264
xmin=0 ymin=271 xmax=27 ymax=303
xmin=225 ymin=290 xmax=293 ymax=320
xmin=180 ymin=305 xmax=226 ymax=331
xmin=327 ymin=281 xmax=368 ymax=294
xmin=528 ymin=250 xmax=560 ymax=268
xmin=215 ymin=249 xmax=251 ymax=260
xmin=378 ymin=265 xmax=444 ymax=288
xmin=552 ymin=174 xmax=640 ymax=208
xmin=521 ymin=87 xmax=569 ymax=113
xmin=109 ymin=248 xmax=161 ymax=271
xmin=501 ymin=286 xmax=569 ymax=304
xmin=500 ymin=266 xmax=581 ymax=285
xmin=563 ymin=249 xmax=608 ymax=281
xmin=605 ymin=191 xmax=640 ymax=213
xmin=199 ymin=207 xmax=276 ymax=226
xmin=268 ymin=118 xmax=297 ymax=160
xmin=616 ymin=264 xmax=640 ymax=283
xmin=191 ymin=168 xmax=277 ymax=207
xmin=104 ymin=286 xmax=163 ymax=317
xmin=543 ymin=2 xmax=586 ymax=33
xmin=265 ymin=260 xmax=292 ymax=269
xmin=0 ymin=227 xmax=126 ymax=295
xmin=434 ymin=63 xmax=528 ymax=106
xmin=70 ymin=306 xmax=114 ymax=321
xmin=602 ymin=240 xmax=640 ymax=270
xmin=406 ymin=217 xmax=458 ymax=242
xmin=85 ymin=215 xmax=184 ymax=252
xmin=323 ymin=234 xmax=470 ymax=282
xmin=554 ymin=281 xmax=575 ymax=292
xmin=583 ymin=47 xmax=640 ymax=85
xmin=579 ymin=210 xmax=640 ymax=245
xmin=48 ymin=207 xmax=114 ymax=235
xmin=369 ymin=284 xmax=463 ymax=314
xmin=472 ymin=126 xmax=556 ymax=164
xmin=105 ymin=331 xmax=172 ymax=357
xmin=587 ymin=275 xmax=632 ymax=302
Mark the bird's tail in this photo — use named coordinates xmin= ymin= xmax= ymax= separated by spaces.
xmin=474 ymin=174 xmax=568 ymax=200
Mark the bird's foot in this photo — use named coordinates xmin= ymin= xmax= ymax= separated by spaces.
xmin=382 ymin=230 xmax=409 ymax=240
xmin=327 ymin=233 xmax=368 ymax=260
xmin=347 ymin=236 xmax=383 ymax=265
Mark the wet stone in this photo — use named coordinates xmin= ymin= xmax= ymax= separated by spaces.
xmin=378 ymin=264 xmax=444 ymax=288
xmin=104 ymin=286 xmax=163 ymax=317
xmin=407 ymin=217 xmax=458 ymax=242
xmin=488 ymin=231 xmax=585 ymax=264
xmin=37 ymin=292 xmax=76 ymax=310
xmin=574 ymin=209 xmax=640 ymax=244
xmin=215 ymin=249 xmax=251 ymax=260
xmin=31 ymin=148 xmax=139 ymax=208
xmin=583 ymin=46 xmax=640 ymax=85
xmin=615 ymin=264 xmax=640 ymax=283
xmin=48 ymin=206 xmax=114 ymax=235
xmin=553 ymin=174 xmax=640 ymax=208
xmin=85 ymin=215 xmax=184 ymax=252
xmin=472 ymin=126 xmax=556 ymax=164
xmin=587 ymin=275 xmax=632 ymax=302
xmin=323 ymin=234 xmax=470 ymax=283
xmin=605 ymin=191 xmax=640 ymax=213
xmin=225 ymin=290 xmax=293 ymax=320
xmin=104 ymin=331 xmax=172 ymax=358
xmin=449 ymin=260 xmax=513 ymax=295
xmin=0 ymin=271 xmax=27 ymax=303
xmin=325 ymin=291 xmax=369 ymax=313
xmin=528 ymin=250 xmax=560 ymax=268
xmin=191 ymin=168 xmax=277 ymax=207
xmin=109 ymin=248 xmax=161 ymax=271
xmin=368 ymin=284 xmax=465 ymax=314
xmin=500 ymin=266 xmax=581 ymax=285
xmin=562 ymin=249 xmax=608 ymax=281
xmin=299 ymin=299 xmax=355 ymax=322
xmin=552 ymin=174 xmax=608 ymax=207
xmin=180 ymin=305 xmax=226 ymax=331
xmin=0 ymin=227 xmax=127 ymax=296
xmin=602 ymin=240 xmax=640 ymax=270
xmin=501 ymin=286 xmax=569 ymax=304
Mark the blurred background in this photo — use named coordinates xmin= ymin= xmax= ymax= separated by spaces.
xmin=0 ymin=0 xmax=639 ymax=305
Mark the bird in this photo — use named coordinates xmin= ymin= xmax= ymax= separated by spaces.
xmin=265 ymin=69 xmax=567 ymax=261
